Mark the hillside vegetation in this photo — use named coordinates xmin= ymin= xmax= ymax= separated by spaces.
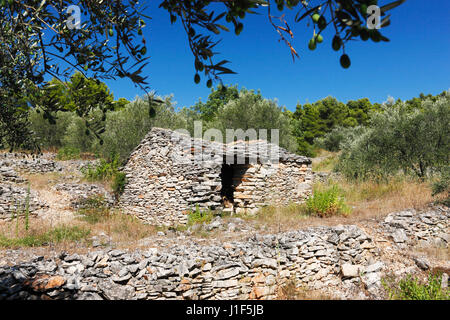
xmin=7 ymin=78 xmax=446 ymax=206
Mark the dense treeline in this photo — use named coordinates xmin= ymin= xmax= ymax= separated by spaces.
xmin=15 ymin=80 xmax=447 ymax=162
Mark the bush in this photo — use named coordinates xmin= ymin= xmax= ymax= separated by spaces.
xmin=56 ymin=146 xmax=81 ymax=160
xmin=99 ymin=96 xmax=186 ymax=162
xmin=29 ymin=110 xmax=74 ymax=150
xmin=315 ymin=125 xmax=367 ymax=152
xmin=382 ymin=273 xmax=450 ymax=300
xmin=77 ymin=195 xmax=110 ymax=224
xmin=62 ymin=110 xmax=103 ymax=153
xmin=432 ymin=166 xmax=450 ymax=206
xmin=211 ymin=91 xmax=298 ymax=153
xmin=305 ymin=184 xmax=350 ymax=217
xmin=82 ymin=154 xmax=120 ymax=182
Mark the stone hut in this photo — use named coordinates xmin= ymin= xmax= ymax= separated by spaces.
xmin=119 ymin=127 xmax=312 ymax=226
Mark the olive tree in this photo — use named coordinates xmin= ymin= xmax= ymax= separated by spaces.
xmin=337 ymin=94 xmax=450 ymax=180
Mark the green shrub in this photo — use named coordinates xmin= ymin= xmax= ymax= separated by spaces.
xmin=382 ymin=273 xmax=450 ymax=300
xmin=112 ymin=172 xmax=127 ymax=196
xmin=77 ymin=195 xmax=110 ymax=224
xmin=99 ymin=96 xmax=186 ymax=162
xmin=187 ymin=205 xmax=216 ymax=226
xmin=82 ymin=153 xmax=120 ymax=182
xmin=432 ymin=166 xmax=450 ymax=206
xmin=305 ymin=184 xmax=350 ymax=217
xmin=62 ymin=112 xmax=101 ymax=153
xmin=29 ymin=110 xmax=74 ymax=149
xmin=56 ymin=146 xmax=81 ymax=160
xmin=212 ymin=90 xmax=298 ymax=153
xmin=315 ymin=125 xmax=367 ymax=152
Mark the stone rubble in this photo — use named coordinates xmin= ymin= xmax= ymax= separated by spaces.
xmin=0 ymin=152 xmax=103 ymax=219
xmin=0 ymin=153 xmax=62 ymax=174
xmin=53 ymin=183 xmax=115 ymax=209
xmin=0 ymin=166 xmax=27 ymax=184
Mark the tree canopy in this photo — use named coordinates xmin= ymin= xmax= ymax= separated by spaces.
xmin=0 ymin=0 xmax=407 ymax=150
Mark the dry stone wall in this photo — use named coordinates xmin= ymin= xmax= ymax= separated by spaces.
xmin=0 ymin=224 xmax=381 ymax=300
xmin=0 ymin=206 xmax=448 ymax=300
xmin=0 ymin=184 xmax=47 ymax=220
xmin=382 ymin=206 xmax=449 ymax=247
xmin=53 ymin=183 xmax=115 ymax=209
xmin=230 ymin=162 xmax=312 ymax=214
xmin=0 ymin=153 xmax=62 ymax=174
xmin=0 ymin=152 xmax=101 ymax=220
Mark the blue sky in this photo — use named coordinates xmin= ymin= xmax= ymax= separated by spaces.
xmin=103 ymin=0 xmax=450 ymax=111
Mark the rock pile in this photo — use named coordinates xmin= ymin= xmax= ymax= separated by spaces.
xmin=382 ymin=206 xmax=449 ymax=247
xmin=0 ymin=166 xmax=26 ymax=183
xmin=0 ymin=224 xmax=382 ymax=300
xmin=0 ymin=153 xmax=62 ymax=174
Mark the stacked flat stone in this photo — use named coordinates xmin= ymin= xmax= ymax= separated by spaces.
xmin=0 ymin=224 xmax=382 ymax=300
xmin=0 ymin=153 xmax=62 ymax=174
xmin=119 ymin=127 xmax=313 ymax=226
xmin=53 ymin=183 xmax=115 ymax=209
xmin=0 ymin=184 xmax=48 ymax=220
xmin=0 ymin=166 xmax=26 ymax=183
xmin=382 ymin=206 xmax=449 ymax=247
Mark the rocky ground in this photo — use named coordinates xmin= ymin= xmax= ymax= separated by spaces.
xmin=0 ymin=152 xmax=448 ymax=300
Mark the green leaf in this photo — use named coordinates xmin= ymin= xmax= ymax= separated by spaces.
xmin=380 ymin=0 xmax=407 ymax=13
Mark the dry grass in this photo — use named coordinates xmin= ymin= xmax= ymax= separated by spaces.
xmin=311 ymin=150 xmax=339 ymax=172
xmin=339 ymin=177 xmax=434 ymax=220
xmin=238 ymin=204 xmax=310 ymax=234
xmin=311 ymin=151 xmax=434 ymax=218
xmin=85 ymin=210 xmax=158 ymax=246
xmin=0 ymin=205 xmax=158 ymax=250
xmin=236 ymin=175 xmax=434 ymax=234
xmin=73 ymin=202 xmax=158 ymax=248
xmin=414 ymin=246 xmax=450 ymax=263
xmin=0 ymin=216 xmax=90 ymax=250
xmin=21 ymin=172 xmax=64 ymax=190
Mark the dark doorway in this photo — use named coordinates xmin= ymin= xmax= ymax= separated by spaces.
xmin=220 ymin=164 xmax=235 ymax=207
xmin=220 ymin=162 xmax=250 ymax=210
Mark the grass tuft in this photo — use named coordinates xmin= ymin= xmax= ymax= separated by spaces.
xmin=305 ymin=184 xmax=351 ymax=217
xmin=382 ymin=272 xmax=450 ymax=300
xmin=0 ymin=225 xmax=90 ymax=248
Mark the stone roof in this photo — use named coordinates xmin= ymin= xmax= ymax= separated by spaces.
xmin=135 ymin=127 xmax=311 ymax=165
